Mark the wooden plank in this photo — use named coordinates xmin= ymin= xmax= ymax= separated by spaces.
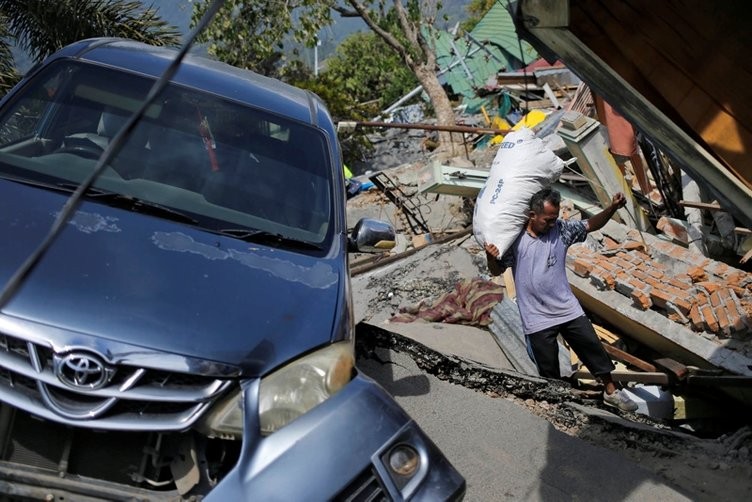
xmin=602 ymin=343 xmax=657 ymax=373
xmin=593 ymin=324 xmax=619 ymax=344
xmin=679 ymin=200 xmax=722 ymax=211
xmin=741 ymin=247 xmax=752 ymax=265
xmin=573 ymin=368 xmax=669 ymax=385
xmin=503 ymin=269 xmax=516 ymax=300
xmin=653 ymin=357 xmax=689 ymax=382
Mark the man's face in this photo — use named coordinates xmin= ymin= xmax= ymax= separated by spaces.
xmin=529 ymin=201 xmax=559 ymax=235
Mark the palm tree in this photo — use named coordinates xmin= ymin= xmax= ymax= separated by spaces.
xmin=0 ymin=0 xmax=181 ymax=94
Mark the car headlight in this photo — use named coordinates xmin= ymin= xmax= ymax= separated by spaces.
xmin=197 ymin=388 xmax=245 ymax=440
xmin=258 ymin=341 xmax=354 ymax=436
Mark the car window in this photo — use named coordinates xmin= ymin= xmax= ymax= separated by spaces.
xmin=0 ymin=60 xmax=333 ymax=247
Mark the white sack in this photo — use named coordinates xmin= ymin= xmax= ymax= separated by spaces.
xmin=473 ymin=127 xmax=565 ymax=256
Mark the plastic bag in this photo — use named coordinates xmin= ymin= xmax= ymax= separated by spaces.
xmin=473 ymin=128 xmax=565 ymax=256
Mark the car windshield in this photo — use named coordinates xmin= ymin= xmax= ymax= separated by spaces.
xmin=0 ymin=60 xmax=333 ymax=247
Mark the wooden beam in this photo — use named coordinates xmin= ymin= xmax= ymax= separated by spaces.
xmin=503 ymin=269 xmax=516 ymax=300
xmin=573 ymin=368 xmax=669 ymax=385
xmin=653 ymin=357 xmax=689 ymax=383
xmin=679 ymin=200 xmax=721 ymax=210
xmin=602 ymin=343 xmax=657 ymax=373
xmin=741 ymin=247 xmax=752 ymax=265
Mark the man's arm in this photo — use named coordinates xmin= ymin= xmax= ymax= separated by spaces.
xmin=484 ymin=243 xmax=513 ymax=277
xmin=586 ymin=192 xmax=627 ymax=232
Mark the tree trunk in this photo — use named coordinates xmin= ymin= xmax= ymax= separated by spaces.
xmin=414 ymin=64 xmax=463 ymax=153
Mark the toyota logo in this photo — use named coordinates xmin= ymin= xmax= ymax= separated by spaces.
xmin=54 ymin=352 xmax=114 ymax=390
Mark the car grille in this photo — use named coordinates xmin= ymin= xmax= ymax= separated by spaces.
xmin=334 ymin=466 xmax=389 ymax=502
xmin=0 ymin=331 xmax=232 ymax=431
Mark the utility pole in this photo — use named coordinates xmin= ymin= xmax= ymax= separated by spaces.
xmin=314 ymin=38 xmax=321 ymax=77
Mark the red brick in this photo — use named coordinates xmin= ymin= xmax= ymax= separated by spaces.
xmin=598 ymin=260 xmax=618 ymax=272
xmin=650 ymin=261 xmax=668 ymax=271
xmin=724 ymin=271 xmax=746 ymax=286
xmin=612 ymin=257 xmax=634 ymax=271
xmin=633 ymin=269 xmax=649 ymax=281
xmin=673 ymin=297 xmax=692 ymax=315
xmin=628 ymin=278 xmax=649 ymax=291
xmin=722 ymin=297 xmax=748 ymax=332
xmin=631 ymin=289 xmax=652 ymax=310
xmin=695 ymin=281 xmax=722 ymax=295
xmin=643 ymin=277 xmax=663 ymax=289
xmin=590 ymin=266 xmax=615 ymax=290
xmin=650 ymin=289 xmax=672 ymax=309
xmin=621 ymin=240 xmax=647 ymax=252
xmin=689 ymin=304 xmax=704 ymax=331
xmin=716 ymin=288 xmax=733 ymax=301
xmin=603 ymin=236 xmax=619 ymax=250
xmin=693 ymin=292 xmax=709 ymax=306
xmin=700 ymin=305 xmax=719 ymax=333
xmin=730 ymin=286 xmax=746 ymax=298
xmin=709 ymin=291 xmax=722 ymax=308
xmin=573 ymin=258 xmax=592 ymax=277
xmin=687 ymin=266 xmax=706 ymax=282
xmin=668 ymin=278 xmax=692 ymax=290
xmin=668 ymin=312 xmax=685 ymax=324
xmin=664 ymin=285 xmax=687 ymax=299
xmin=714 ymin=307 xmax=731 ymax=336
xmin=727 ymin=308 xmax=745 ymax=333
xmin=646 ymin=267 xmax=665 ymax=280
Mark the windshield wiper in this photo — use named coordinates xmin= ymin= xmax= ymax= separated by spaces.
xmin=57 ymin=183 xmax=198 ymax=225
xmin=215 ymin=228 xmax=322 ymax=250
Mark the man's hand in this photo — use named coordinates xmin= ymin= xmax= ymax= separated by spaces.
xmin=484 ymin=243 xmax=504 ymax=276
xmin=587 ymin=192 xmax=628 ymax=233
xmin=612 ymin=192 xmax=627 ymax=209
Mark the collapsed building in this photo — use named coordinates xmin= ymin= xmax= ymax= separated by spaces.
xmin=343 ymin=0 xmax=752 ymax=422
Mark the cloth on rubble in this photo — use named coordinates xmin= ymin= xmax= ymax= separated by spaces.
xmin=389 ymin=278 xmax=504 ymax=327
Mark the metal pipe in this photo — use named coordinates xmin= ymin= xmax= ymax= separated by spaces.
xmin=343 ymin=120 xmax=510 ymax=136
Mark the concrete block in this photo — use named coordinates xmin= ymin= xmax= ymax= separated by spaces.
xmin=622 ymin=385 xmax=675 ymax=419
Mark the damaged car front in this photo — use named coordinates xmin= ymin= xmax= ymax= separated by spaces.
xmin=0 ymin=38 xmax=465 ymax=500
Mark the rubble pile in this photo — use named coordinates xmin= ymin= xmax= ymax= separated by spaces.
xmin=569 ymin=236 xmax=752 ymax=346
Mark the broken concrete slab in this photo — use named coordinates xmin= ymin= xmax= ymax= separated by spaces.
xmin=567 ymin=270 xmax=752 ymax=377
xmin=375 ymin=320 xmax=514 ymax=370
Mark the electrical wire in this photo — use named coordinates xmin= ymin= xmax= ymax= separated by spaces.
xmin=0 ymin=0 xmax=226 ymax=310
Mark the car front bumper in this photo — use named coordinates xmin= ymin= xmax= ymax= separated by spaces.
xmin=208 ymin=372 xmax=466 ymax=501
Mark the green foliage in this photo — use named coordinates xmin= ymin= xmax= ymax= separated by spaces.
xmin=0 ymin=0 xmax=180 ymax=95
xmin=0 ymin=16 xmax=20 ymax=96
xmin=191 ymin=0 xmax=333 ymax=77
xmin=2 ymin=0 xmax=180 ymax=61
xmin=324 ymin=31 xmax=418 ymax=112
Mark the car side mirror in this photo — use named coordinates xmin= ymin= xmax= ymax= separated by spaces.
xmin=348 ymin=218 xmax=395 ymax=253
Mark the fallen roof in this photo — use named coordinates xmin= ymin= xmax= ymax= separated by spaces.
xmin=512 ymin=0 xmax=752 ymax=228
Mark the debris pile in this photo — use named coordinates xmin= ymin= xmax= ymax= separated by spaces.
xmin=569 ymin=235 xmax=752 ymax=342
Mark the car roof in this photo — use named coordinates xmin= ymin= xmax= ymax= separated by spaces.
xmin=47 ymin=38 xmax=325 ymax=126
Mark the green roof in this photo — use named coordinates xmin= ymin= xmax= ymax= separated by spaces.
xmin=430 ymin=2 xmax=538 ymax=113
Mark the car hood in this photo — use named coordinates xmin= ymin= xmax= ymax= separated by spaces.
xmin=0 ymin=181 xmax=344 ymax=376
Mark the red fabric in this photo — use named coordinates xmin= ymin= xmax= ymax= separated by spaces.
xmin=389 ymin=278 xmax=504 ymax=327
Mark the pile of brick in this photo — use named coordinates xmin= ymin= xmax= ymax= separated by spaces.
xmin=568 ymin=231 xmax=752 ymax=339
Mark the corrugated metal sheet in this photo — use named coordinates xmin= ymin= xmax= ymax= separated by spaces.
xmin=430 ymin=3 xmax=539 ymax=113
xmin=470 ymin=2 xmax=538 ymax=65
